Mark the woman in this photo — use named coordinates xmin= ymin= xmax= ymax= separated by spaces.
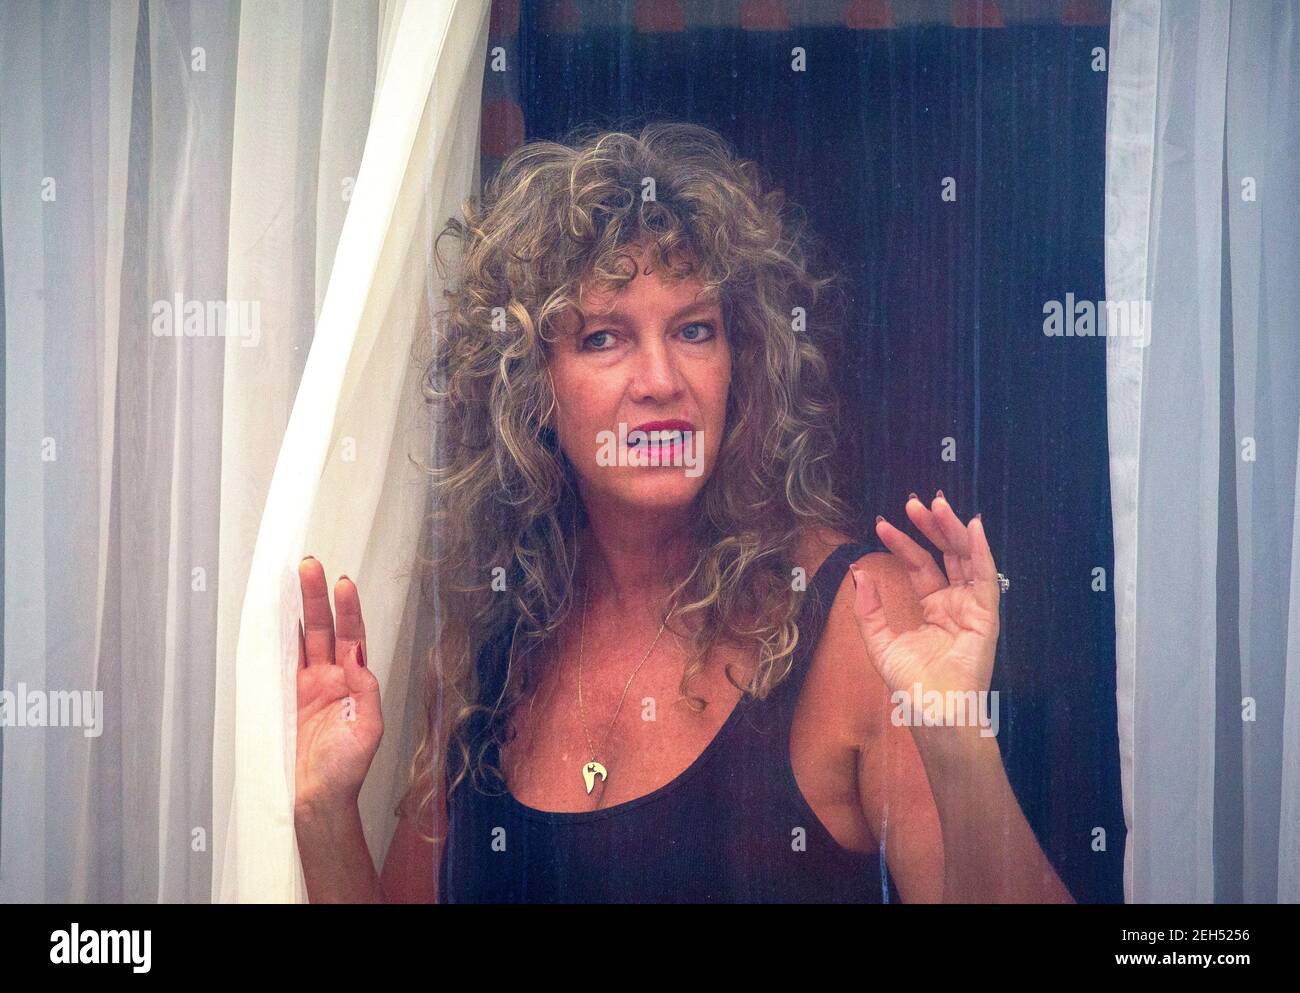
xmin=293 ymin=122 xmax=1074 ymax=903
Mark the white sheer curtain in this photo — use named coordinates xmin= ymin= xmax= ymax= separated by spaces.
xmin=1107 ymin=0 xmax=1300 ymax=903
xmin=1 ymin=0 xmax=489 ymax=902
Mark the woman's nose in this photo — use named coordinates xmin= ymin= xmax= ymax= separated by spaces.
xmin=629 ymin=339 xmax=683 ymax=398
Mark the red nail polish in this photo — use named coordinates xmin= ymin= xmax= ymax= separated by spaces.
xmin=357 ymin=643 xmax=366 ymax=668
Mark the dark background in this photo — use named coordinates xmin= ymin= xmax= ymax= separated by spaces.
xmin=484 ymin=0 xmax=1121 ymax=903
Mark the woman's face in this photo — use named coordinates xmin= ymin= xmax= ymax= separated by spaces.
xmin=545 ymin=246 xmax=731 ymax=521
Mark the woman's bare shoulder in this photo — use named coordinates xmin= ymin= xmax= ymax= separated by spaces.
xmin=793 ymin=523 xmax=920 ymax=614
xmin=795 ymin=524 xmax=926 ymax=744
xmin=791 ymin=524 xmax=856 ymax=578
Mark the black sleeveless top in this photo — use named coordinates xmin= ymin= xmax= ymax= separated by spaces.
xmin=437 ymin=539 xmax=902 ymax=903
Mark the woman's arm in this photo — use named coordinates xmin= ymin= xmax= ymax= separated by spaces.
xmin=802 ymin=528 xmax=945 ymax=902
xmin=377 ymin=782 xmax=446 ymax=903
xmin=825 ymin=555 xmax=945 ymax=902
xmin=854 ymin=706 xmax=947 ymax=903
xmin=296 ymin=801 xmax=386 ymax=903
xmin=295 ymin=781 xmax=444 ymax=903
xmin=909 ymin=724 xmax=1073 ymax=903
xmin=849 ymin=498 xmax=1075 ymax=904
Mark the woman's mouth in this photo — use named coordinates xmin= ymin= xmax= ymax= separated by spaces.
xmin=626 ymin=427 xmax=688 ymax=464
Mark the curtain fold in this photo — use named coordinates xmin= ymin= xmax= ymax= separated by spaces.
xmin=1 ymin=0 xmax=489 ymax=903
xmin=214 ymin=0 xmax=489 ymax=902
xmin=0 ymin=0 xmax=240 ymax=903
xmin=1107 ymin=0 xmax=1300 ymax=903
xmin=1224 ymin=0 xmax=1300 ymax=903
xmin=212 ymin=0 xmax=369 ymax=905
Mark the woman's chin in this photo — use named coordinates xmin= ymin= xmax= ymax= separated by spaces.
xmin=603 ymin=476 xmax=707 ymax=513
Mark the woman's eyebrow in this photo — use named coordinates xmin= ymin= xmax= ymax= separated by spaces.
xmin=581 ymin=299 xmax=721 ymax=326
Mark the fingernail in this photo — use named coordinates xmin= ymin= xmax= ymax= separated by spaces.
xmin=339 ymin=574 xmax=350 ymax=583
xmin=974 ymin=512 xmax=982 ymax=521
xmin=908 ymin=492 xmax=918 ymax=502
xmin=875 ymin=514 xmax=885 ymax=524
xmin=935 ymin=489 xmax=945 ymax=500
xmin=301 ymin=555 xmax=316 ymax=563
xmin=849 ymin=565 xmax=859 ymax=589
xmin=357 ymin=642 xmax=366 ymax=668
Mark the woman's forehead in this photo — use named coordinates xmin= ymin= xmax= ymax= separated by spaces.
xmin=572 ymin=273 xmax=721 ymax=317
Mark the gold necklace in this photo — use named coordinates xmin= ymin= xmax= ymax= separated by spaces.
xmin=575 ymin=579 xmax=672 ymax=794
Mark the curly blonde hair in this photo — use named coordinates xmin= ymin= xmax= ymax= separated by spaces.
xmin=399 ymin=120 xmax=855 ymax=842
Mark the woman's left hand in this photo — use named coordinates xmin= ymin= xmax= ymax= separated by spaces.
xmin=849 ymin=492 xmax=1001 ymax=699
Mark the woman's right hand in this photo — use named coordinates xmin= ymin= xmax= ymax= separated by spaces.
xmin=294 ymin=556 xmax=384 ymax=819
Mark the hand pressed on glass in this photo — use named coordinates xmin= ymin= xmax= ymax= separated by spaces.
xmin=294 ymin=557 xmax=384 ymax=820
xmin=849 ymin=492 xmax=1000 ymax=703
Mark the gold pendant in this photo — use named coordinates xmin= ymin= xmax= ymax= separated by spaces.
xmin=582 ymin=760 xmax=607 ymax=794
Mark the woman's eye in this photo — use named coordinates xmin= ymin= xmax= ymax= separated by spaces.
xmin=680 ymin=322 xmax=716 ymax=343
xmin=581 ymin=330 xmax=614 ymax=351
xmin=581 ymin=323 xmax=715 ymax=350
